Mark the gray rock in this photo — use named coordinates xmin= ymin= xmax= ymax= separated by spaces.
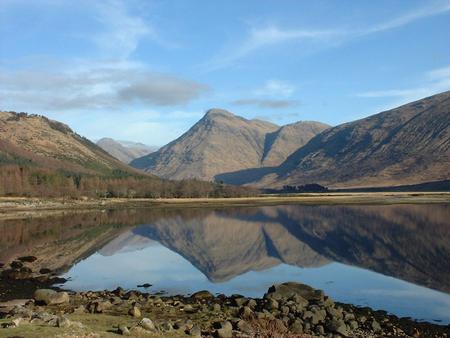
xmin=128 ymin=306 xmax=141 ymax=318
xmin=349 ymin=320 xmax=359 ymax=330
xmin=191 ymin=290 xmax=214 ymax=300
xmin=34 ymin=289 xmax=70 ymax=305
xmin=290 ymin=319 xmax=303 ymax=334
xmin=160 ymin=321 xmax=173 ymax=331
xmin=265 ymin=298 xmax=279 ymax=311
xmin=280 ymin=305 xmax=290 ymax=315
xmin=183 ymin=304 xmax=196 ymax=313
xmin=327 ymin=319 xmax=349 ymax=337
xmin=189 ymin=325 xmax=202 ymax=337
xmin=371 ymin=319 xmax=382 ymax=332
xmin=118 ymin=325 xmax=130 ymax=336
xmin=233 ymin=297 xmax=247 ymax=307
xmin=265 ymin=282 xmax=324 ymax=302
xmin=9 ymin=305 xmax=33 ymax=318
xmin=245 ymin=299 xmax=257 ymax=309
xmin=239 ymin=306 xmax=253 ymax=319
xmin=236 ymin=319 xmax=252 ymax=334
xmin=139 ymin=317 xmax=156 ymax=331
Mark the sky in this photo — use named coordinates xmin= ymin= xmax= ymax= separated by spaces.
xmin=1 ymin=0 xmax=450 ymax=146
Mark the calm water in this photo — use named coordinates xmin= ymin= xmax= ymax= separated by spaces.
xmin=1 ymin=204 xmax=450 ymax=323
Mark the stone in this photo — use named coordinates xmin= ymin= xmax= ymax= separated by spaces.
xmin=34 ymin=289 xmax=69 ymax=305
xmin=239 ymin=306 xmax=253 ymax=319
xmin=139 ymin=318 xmax=156 ymax=331
xmin=18 ymin=256 xmax=37 ymax=263
xmin=371 ymin=319 xmax=382 ymax=332
xmin=73 ymin=305 xmax=86 ymax=314
xmin=216 ymin=321 xmax=233 ymax=338
xmin=191 ymin=290 xmax=214 ymax=300
xmin=9 ymin=305 xmax=33 ymax=318
xmin=316 ymin=324 xmax=325 ymax=335
xmin=281 ymin=305 xmax=290 ymax=315
xmin=10 ymin=260 xmax=23 ymax=269
xmin=118 ymin=325 xmax=130 ymax=335
xmin=236 ymin=319 xmax=252 ymax=334
xmin=349 ymin=320 xmax=359 ymax=330
xmin=189 ymin=325 xmax=202 ymax=337
xmin=160 ymin=321 xmax=173 ymax=331
xmin=265 ymin=282 xmax=324 ymax=302
xmin=128 ymin=306 xmax=141 ymax=318
xmin=327 ymin=319 xmax=349 ymax=337
xmin=57 ymin=316 xmax=72 ymax=328
xmin=213 ymin=303 xmax=221 ymax=312
xmin=265 ymin=298 xmax=279 ymax=311
xmin=289 ymin=319 xmax=304 ymax=334
xmin=217 ymin=326 xmax=233 ymax=338
xmin=183 ymin=304 xmax=196 ymax=313
xmin=232 ymin=297 xmax=247 ymax=307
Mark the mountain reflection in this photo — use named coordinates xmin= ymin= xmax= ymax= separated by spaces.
xmin=1 ymin=204 xmax=449 ymax=293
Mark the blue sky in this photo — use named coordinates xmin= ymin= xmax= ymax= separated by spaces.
xmin=1 ymin=0 xmax=450 ymax=146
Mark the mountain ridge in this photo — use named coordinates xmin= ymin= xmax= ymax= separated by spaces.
xmin=131 ymin=109 xmax=329 ymax=181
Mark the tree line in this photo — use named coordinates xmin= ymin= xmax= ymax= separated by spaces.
xmin=0 ymin=164 xmax=256 ymax=198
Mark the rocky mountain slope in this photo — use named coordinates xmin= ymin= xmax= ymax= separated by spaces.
xmin=261 ymin=121 xmax=329 ymax=166
xmin=130 ymin=109 xmax=328 ymax=181
xmin=0 ymin=111 xmax=135 ymax=176
xmin=221 ymin=91 xmax=450 ymax=188
xmin=96 ymin=138 xmax=157 ymax=164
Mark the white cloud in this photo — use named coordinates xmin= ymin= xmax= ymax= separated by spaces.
xmin=93 ymin=0 xmax=153 ymax=59
xmin=355 ymin=65 xmax=450 ymax=105
xmin=206 ymin=2 xmax=450 ymax=70
xmin=0 ymin=60 xmax=210 ymax=111
xmin=254 ymin=80 xmax=296 ymax=98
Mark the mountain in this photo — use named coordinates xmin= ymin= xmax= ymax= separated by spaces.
xmin=221 ymin=91 xmax=450 ymax=188
xmin=97 ymin=138 xmax=157 ymax=164
xmin=130 ymin=109 xmax=329 ymax=181
xmin=261 ymin=121 xmax=330 ymax=166
xmin=0 ymin=111 xmax=251 ymax=198
xmin=0 ymin=111 xmax=135 ymax=176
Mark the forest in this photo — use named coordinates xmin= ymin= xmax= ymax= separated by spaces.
xmin=0 ymin=164 xmax=255 ymax=198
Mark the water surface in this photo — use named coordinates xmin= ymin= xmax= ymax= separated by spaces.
xmin=1 ymin=204 xmax=449 ymax=323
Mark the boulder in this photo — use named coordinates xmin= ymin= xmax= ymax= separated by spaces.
xmin=265 ymin=282 xmax=323 ymax=302
xmin=128 ymin=306 xmax=141 ymax=318
xmin=34 ymin=289 xmax=69 ymax=305
xmin=191 ymin=290 xmax=214 ymax=300
xmin=139 ymin=318 xmax=156 ymax=331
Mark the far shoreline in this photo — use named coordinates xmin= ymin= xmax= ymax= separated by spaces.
xmin=0 ymin=192 xmax=449 ymax=220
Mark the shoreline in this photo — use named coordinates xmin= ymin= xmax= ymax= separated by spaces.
xmin=0 ymin=192 xmax=449 ymax=220
xmin=1 ymin=278 xmax=449 ymax=337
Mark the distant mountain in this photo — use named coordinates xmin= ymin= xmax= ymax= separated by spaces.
xmin=130 ymin=109 xmax=328 ymax=181
xmin=221 ymin=91 xmax=450 ymax=188
xmin=97 ymin=138 xmax=157 ymax=164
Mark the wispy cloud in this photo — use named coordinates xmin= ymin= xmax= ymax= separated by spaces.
xmin=231 ymin=98 xmax=299 ymax=109
xmin=254 ymin=80 xmax=296 ymax=98
xmin=355 ymin=65 xmax=450 ymax=105
xmin=93 ymin=0 xmax=153 ymax=59
xmin=206 ymin=2 xmax=450 ymax=70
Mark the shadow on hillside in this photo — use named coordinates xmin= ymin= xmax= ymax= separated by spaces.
xmin=215 ymin=166 xmax=277 ymax=185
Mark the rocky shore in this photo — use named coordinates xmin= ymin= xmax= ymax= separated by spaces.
xmin=1 ymin=258 xmax=449 ymax=337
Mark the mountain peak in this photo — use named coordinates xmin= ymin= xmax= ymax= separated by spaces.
xmin=204 ymin=108 xmax=235 ymax=119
